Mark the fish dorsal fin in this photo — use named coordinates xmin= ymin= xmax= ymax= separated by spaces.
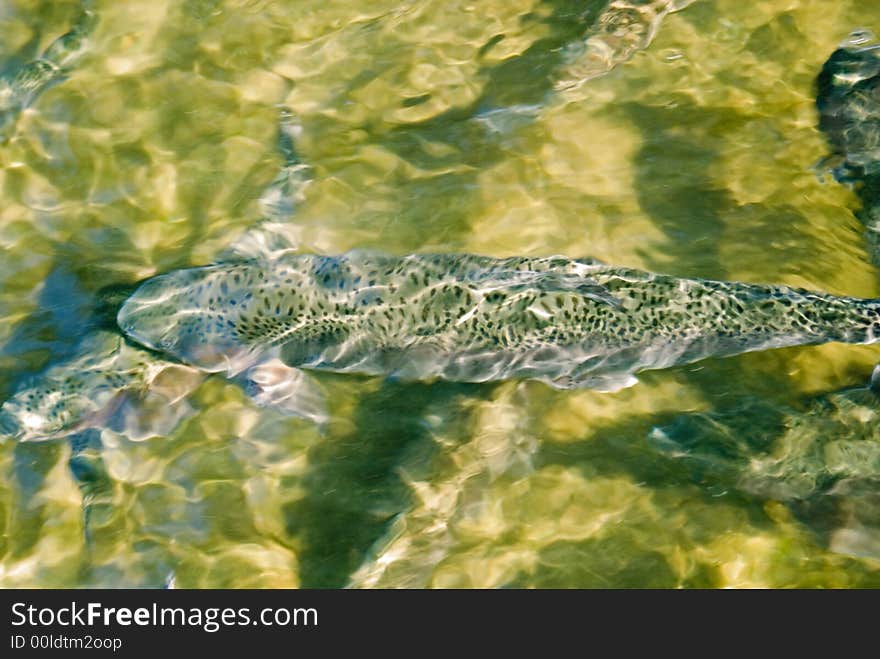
xmin=472 ymin=257 xmax=618 ymax=307
xmin=496 ymin=270 xmax=619 ymax=307
xmin=240 ymin=359 xmax=328 ymax=424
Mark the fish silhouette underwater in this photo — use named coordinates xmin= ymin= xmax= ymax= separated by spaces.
xmin=7 ymin=228 xmax=880 ymax=442
xmin=118 ymin=250 xmax=880 ymax=394
xmin=5 ymin=16 xmax=880 ymax=590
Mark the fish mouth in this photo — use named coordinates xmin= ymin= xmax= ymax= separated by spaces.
xmin=116 ymin=279 xmax=178 ymax=354
xmin=116 ymin=310 xmax=159 ymax=353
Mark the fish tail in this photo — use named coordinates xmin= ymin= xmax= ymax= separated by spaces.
xmin=839 ymin=296 xmax=880 ymax=344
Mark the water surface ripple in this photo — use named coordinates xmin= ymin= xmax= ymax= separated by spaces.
xmin=2 ymin=0 xmax=880 ymax=587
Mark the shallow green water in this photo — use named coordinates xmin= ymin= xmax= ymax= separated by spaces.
xmin=2 ymin=0 xmax=880 ymax=587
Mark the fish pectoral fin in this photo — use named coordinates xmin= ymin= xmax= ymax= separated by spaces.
xmin=547 ymin=274 xmax=621 ymax=308
xmin=278 ymin=323 xmax=351 ymax=367
xmin=147 ymin=363 xmax=204 ymax=404
xmin=108 ymin=363 xmax=204 ymax=441
xmin=242 ymin=359 xmax=328 ymax=424
xmin=108 ymin=391 xmax=195 ymax=442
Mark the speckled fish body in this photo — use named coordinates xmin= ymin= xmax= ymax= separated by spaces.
xmin=117 ymin=252 xmax=880 ymax=391
xmin=0 ymin=331 xmax=200 ymax=442
xmin=0 ymin=1 xmax=97 ymax=137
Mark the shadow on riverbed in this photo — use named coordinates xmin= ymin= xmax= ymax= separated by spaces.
xmin=282 ymin=379 xmax=491 ymax=588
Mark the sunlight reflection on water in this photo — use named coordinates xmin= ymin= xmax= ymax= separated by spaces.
xmin=2 ymin=0 xmax=880 ymax=587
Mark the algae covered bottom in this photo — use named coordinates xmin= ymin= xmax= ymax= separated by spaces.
xmin=2 ymin=0 xmax=880 ymax=587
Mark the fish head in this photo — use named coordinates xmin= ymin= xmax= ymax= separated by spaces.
xmin=0 ymin=378 xmax=99 ymax=442
xmin=0 ymin=331 xmax=202 ymax=442
xmin=0 ymin=333 xmax=134 ymax=442
xmin=118 ymin=266 xmax=255 ymax=373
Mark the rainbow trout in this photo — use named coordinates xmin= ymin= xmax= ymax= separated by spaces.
xmin=0 ymin=331 xmax=201 ymax=442
xmin=117 ymin=251 xmax=880 ymax=392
